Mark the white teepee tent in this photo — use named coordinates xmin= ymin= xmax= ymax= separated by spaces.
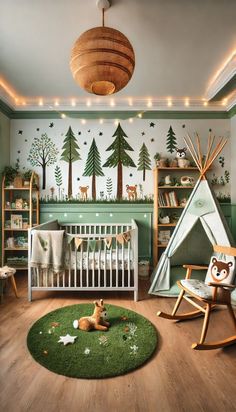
xmin=149 ymin=134 xmax=234 ymax=296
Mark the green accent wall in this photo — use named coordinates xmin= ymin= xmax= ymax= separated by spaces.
xmin=40 ymin=203 xmax=153 ymax=260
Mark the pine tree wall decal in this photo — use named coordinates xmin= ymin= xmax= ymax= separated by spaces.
xmin=54 ymin=165 xmax=63 ymax=199
xmin=28 ymin=133 xmax=58 ymax=190
xmin=61 ymin=126 xmax=81 ymax=198
xmin=137 ymin=143 xmax=151 ymax=181
xmin=106 ymin=177 xmax=113 ymax=199
xmin=83 ymin=138 xmax=104 ymax=200
xmin=166 ymin=126 xmax=177 ymax=153
xmin=103 ymin=123 xmax=136 ymax=199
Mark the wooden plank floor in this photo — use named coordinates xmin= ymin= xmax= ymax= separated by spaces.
xmin=0 ymin=274 xmax=236 ymax=412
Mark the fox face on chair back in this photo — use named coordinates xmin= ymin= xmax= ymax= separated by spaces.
xmin=210 ymin=258 xmax=233 ymax=282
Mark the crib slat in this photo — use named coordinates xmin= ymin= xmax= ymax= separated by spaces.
xmin=80 ymin=242 xmax=83 ymax=287
xmin=104 ymin=225 xmax=107 ymax=288
xmin=128 ymin=236 xmax=131 ymax=287
xmin=109 ymin=227 xmax=112 ymax=287
xmin=122 ymin=225 xmax=125 ymax=287
xmin=98 ymin=226 xmax=101 ymax=288
xmin=86 ymin=242 xmax=89 ymax=287
xmin=115 ymin=226 xmax=119 ymax=288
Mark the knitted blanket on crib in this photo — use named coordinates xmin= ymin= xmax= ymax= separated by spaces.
xmin=31 ymin=230 xmax=65 ymax=273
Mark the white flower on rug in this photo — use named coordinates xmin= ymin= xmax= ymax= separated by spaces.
xmin=58 ymin=334 xmax=77 ymax=346
xmin=130 ymin=345 xmax=139 ymax=355
xmin=127 ymin=322 xmax=137 ymax=336
xmin=84 ymin=347 xmax=91 ymax=355
xmin=99 ymin=335 xmax=108 ymax=346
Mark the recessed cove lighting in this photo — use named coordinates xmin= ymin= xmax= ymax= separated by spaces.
xmin=138 ymin=113 xmax=142 ymax=118
xmin=54 ymin=100 xmax=59 ymax=106
xmin=147 ymin=100 xmax=152 ymax=107
xmin=39 ymin=99 xmax=43 ymax=106
xmin=61 ymin=113 xmax=66 ymax=119
xmin=71 ymin=99 xmax=76 ymax=107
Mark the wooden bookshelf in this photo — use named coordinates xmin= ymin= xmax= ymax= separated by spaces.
xmin=2 ymin=172 xmax=40 ymax=272
xmin=153 ymin=166 xmax=199 ymax=266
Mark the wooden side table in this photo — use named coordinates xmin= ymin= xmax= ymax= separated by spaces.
xmin=0 ymin=266 xmax=18 ymax=303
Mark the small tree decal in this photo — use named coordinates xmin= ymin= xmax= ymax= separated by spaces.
xmin=166 ymin=126 xmax=177 ymax=153
xmin=28 ymin=133 xmax=58 ymax=190
xmin=83 ymin=138 xmax=104 ymax=200
xmin=106 ymin=177 xmax=113 ymax=199
xmin=54 ymin=165 xmax=63 ymax=199
xmin=103 ymin=123 xmax=136 ymax=199
xmin=137 ymin=143 xmax=151 ymax=181
xmin=61 ymin=126 xmax=81 ymax=198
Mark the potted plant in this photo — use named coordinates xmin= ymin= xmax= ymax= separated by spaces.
xmin=154 ymin=153 xmax=167 ymax=167
xmin=23 ymin=169 xmax=33 ymax=186
xmin=2 ymin=165 xmax=18 ymax=187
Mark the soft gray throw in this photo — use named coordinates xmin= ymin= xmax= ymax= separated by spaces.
xmin=31 ymin=230 xmax=65 ymax=273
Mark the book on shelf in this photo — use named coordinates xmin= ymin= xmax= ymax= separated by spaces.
xmin=159 ymin=230 xmax=171 ymax=245
xmin=158 ymin=191 xmax=178 ymax=207
xmin=169 ymin=191 xmax=179 ymax=206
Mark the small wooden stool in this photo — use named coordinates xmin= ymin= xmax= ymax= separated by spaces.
xmin=0 ymin=266 xmax=18 ymax=303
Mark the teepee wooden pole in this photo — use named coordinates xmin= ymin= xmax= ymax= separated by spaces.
xmin=184 ymin=135 xmax=202 ymax=170
xmin=203 ymin=133 xmax=215 ymax=170
xmin=196 ymin=133 xmax=203 ymax=169
xmin=205 ymin=137 xmax=224 ymax=167
xmin=202 ymin=138 xmax=227 ymax=175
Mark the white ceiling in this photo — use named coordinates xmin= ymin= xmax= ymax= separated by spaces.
xmin=0 ymin=0 xmax=236 ymax=111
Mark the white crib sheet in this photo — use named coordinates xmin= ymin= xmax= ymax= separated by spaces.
xmin=65 ymin=249 xmax=134 ymax=270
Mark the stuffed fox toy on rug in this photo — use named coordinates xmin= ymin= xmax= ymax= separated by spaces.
xmin=73 ymin=299 xmax=110 ymax=332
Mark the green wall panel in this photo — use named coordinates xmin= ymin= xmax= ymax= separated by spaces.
xmin=40 ymin=203 xmax=153 ymax=260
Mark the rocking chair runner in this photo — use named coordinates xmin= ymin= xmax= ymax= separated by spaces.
xmin=157 ymin=245 xmax=236 ymax=350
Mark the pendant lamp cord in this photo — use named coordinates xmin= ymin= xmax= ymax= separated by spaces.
xmin=102 ymin=8 xmax=105 ymax=26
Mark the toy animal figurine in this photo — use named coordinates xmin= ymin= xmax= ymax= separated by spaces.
xmin=180 ymin=176 xmax=195 ymax=186
xmin=126 ymin=184 xmax=137 ymax=200
xmin=73 ymin=299 xmax=110 ymax=332
xmin=176 ymin=147 xmax=187 ymax=158
xmin=79 ymin=186 xmax=89 ymax=200
xmin=176 ymin=147 xmax=190 ymax=168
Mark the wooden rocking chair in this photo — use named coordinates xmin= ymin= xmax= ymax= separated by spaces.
xmin=157 ymin=245 xmax=236 ymax=350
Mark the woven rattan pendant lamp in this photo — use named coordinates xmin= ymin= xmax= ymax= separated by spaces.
xmin=70 ymin=0 xmax=135 ymax=95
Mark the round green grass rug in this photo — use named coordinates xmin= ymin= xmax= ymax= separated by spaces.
xmin=27 ymin=303 xmax=157 ymax=379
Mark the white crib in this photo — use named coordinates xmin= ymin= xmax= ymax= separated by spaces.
xmin=28 ymin=219 xmax=138 ymax=301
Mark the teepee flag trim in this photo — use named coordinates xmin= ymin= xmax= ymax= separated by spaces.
xmin=103 ymin=236 xmax=113 ymax=249
xmin=74 ymin=237 xmax=83 ymax=250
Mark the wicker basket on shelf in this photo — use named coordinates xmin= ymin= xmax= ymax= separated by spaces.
xmin=13 ymin=176 xmax=23 ymax=188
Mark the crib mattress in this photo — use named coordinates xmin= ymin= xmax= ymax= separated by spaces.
xmin=65 ymin=249 xmax=134 ymax=270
